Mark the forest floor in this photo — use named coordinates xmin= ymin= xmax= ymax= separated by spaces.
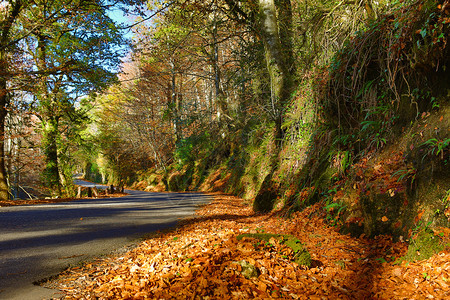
xmin=42 ymin=193 xmax=450 ymax=299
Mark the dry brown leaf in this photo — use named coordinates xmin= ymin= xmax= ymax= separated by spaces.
xmin=43 ymin=194 xmax=450 ymax=299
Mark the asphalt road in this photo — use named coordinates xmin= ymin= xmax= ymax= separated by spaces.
xmin=0 ymin=181 xmax=211 ymax=299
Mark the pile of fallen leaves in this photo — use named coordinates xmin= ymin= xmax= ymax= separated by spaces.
xmin=46 ymin=194 xmax=450 ymax=299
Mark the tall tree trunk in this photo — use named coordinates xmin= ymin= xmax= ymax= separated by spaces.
xmin=0 ymin=74 xmax=10 ymax=200
xmin=253 ymin=0 xmax=294 ymax=213
xmin=258 ymin=0 xmax=293 ymax=144
xmin=0 ymin=2 xmax=24 ymax=200
xmin=169 ymin=61 xmax=182 ymax=144
xmin=42 ymin=115 xmax=62 ymax=195
xmin=37 ymin=35 xmax=62 ymax=195
xmin=211 ymin=4 xmax=228 ymax=124
xmin=176 ymin=74 xmax=183 ymax=141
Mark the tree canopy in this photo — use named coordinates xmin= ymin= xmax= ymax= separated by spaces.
xmin=2 ymin=0 xmax=449 ymax=253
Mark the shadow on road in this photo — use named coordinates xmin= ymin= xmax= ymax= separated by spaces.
xmin=0 ymin=188 xmax=212 ymax=299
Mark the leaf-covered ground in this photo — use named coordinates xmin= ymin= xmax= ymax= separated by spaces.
xmin=0 ymin=193 xmax=127 ymax=207
xmin=45 ymin=194 xmax=450 ymax=299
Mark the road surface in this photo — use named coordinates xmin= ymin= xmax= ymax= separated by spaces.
xmin=0 ymin=181 xmax=211 ymax=299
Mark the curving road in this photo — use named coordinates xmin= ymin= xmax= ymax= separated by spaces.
xmin=0 ymin=181 xmax=211 ymax=299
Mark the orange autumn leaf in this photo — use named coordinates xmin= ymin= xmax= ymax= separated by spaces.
xmin=44 ymin=194 xmax=450 ymax=300
xmin=414 ymin=209 xmax=425 ymax=224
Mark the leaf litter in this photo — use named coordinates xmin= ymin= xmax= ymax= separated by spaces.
xmin=44 ymin=194 xmax=450 ymax=299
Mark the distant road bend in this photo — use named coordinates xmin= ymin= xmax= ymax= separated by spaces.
xmin=0 ymin=180 xmax=211 ymax=299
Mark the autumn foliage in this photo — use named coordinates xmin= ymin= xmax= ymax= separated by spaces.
xmin=46 ymin=194 xmax=450 ymax=299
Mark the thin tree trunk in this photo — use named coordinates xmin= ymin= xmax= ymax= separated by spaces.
xmin=211 ymin=7 xmax=228 ymax=123
xmin=169 ymin=61 xmax=182 ymax=144
xmin=0 ymin=76 xmax=10 ymax=200
xmin=176 ymin=74 xmax=183 ymax=141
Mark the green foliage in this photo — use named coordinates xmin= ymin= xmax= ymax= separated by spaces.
xmin=420 ymin=138 xmax=450 ymax=160
xmin=324 ymin=0 xmax=449 ymax=157
xmin=11 ymin=1 xmax=131 ymax=196
xmin=442 ymin=190 xmax=450 ymax=213
xmin=174 ymin=132 xmax=214 ymax=167
xmin=443 ymin=190 xmax=450 ymax=203
xmin=293 ymin=0 xmax=379 ymax=70
xmin=392 ymin=167 xmax=417 ymax=184
xmin=323 ymin=187 xmax=347 ymax=227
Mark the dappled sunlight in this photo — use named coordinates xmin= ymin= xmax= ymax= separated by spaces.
xmin=1 ymin=0 xmax=448 ymax=298
xmin=46 ymin=194 xmax=450 ymax=299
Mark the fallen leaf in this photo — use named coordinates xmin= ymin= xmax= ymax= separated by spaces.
xmin=388 ymin=189 xmax=395 ymax=197
xmin=392 ymin=268 xmax=403 ymax=277
xmin=44 ymin=194 xmax=443 ymax=299
xmin=414 ymin=210 xmax=425 ymax=224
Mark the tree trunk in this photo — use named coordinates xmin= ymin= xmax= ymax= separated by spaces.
xmin=176 ymin=74 xmax=183 ymax=142
xmin=169 ymin=61 xmax=182 ymax=144
xmin=258 ymin=0 xmax=293 ymax=144
xmin=0 ymin=76 xmax=10 ymax=200
xmin=211 ymin=6 xmax=229 ymax=124
xmin=42 ymin=116 xmax=62 ymax=195
xmin=0 ymin=2 xmax=25 ymax=200
xmin=37 ymin=33 xmax=63 ymax=196
xmin=252 ymin=0 xmax=294 ymax=212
